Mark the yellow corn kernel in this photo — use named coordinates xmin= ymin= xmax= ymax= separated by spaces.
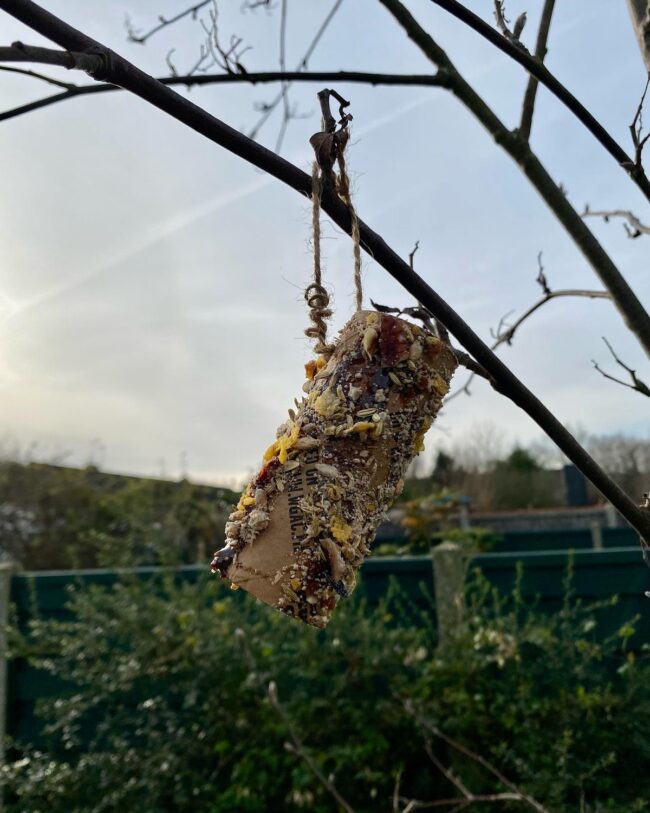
xmin=413 ymin=416 xmax=433 ymax=454
xmin=314 ymin=387 xmax=340 ymax=418
xmin=305 ymin=356 xmax=327 ymax=381
xmin=331 ymin=517 xmax=353 ymax=542
xmin=350 ymin=421 xmax=375 ymax=433
xmin=263 ymin=442 xmax=279 ymax=462
xmin=277 ymin=422 xmax=301 ymax=464
xmin=432 ymin=375 xmax=450 ymax=396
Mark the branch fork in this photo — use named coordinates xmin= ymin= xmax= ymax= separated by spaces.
xmin=309 ymin=87 xmax=352 ymax=184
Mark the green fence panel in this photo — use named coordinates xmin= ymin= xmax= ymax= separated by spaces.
xmin=602 ymin=527 xmax=638 ymax=548
xmin=380 ymin=527 xmax=637 ymax=552
xmin=7 ymin=547 xmax=650 ymax=750
xmin=494 ymin=529 xmax=593 ymax=552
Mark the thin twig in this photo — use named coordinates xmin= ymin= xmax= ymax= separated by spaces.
xmin=628 ymin=73 xmax=650 ymax=173
xmin=275 ymin=0 xmax=290 ymax=152
xmin=592 ymin=337 xmax=650 ymax=398
xmin=393 ymin=770 xmax=403 ymax=813
xmin=493 ymin=1 xmax=527 ymax=47
xmin=398 ymin=791 xmax=531 ymax=810
xmin=421 ymin=0 xmax=650 ymax=199
xmin=408 ymin=241 xmax=486 ymax=378
xmin=242 ymin=0 xmax=274 ymax=9
xmin=401 ymin=698 xmax=551 ymax=813
xmin=125 ymin=0 xmax=211 ymax=45
xmin=234 ymin=629 xmax=356 ymax=813
xmin=447 ymin=256 xmax=610 ymax=400
xmin=519 ymin=0 xmax=556 ymax=140
xmin=582 ymin=204 xmax=650 ymax=238
xmin=494 ymin=288 xmax=610 ymax=347
xmin=409 ymin=240 xmax=420 ymax=269
xmin=1 ymin=0 xmax=649 ymax=544
xmin=535 ymin=250 xmax=551 ymax=295
xmin=269 ymin=682 xmax=356 ymax=813
xmin=200 ymin=2 xmax=251 ymax=75
xmin=249 ymin=0 xmax=345 ymax=140
xmin=423 ymin=739 xmax=472 ymax=799
xmin=0 ymin=62 xmax=75 ymax=88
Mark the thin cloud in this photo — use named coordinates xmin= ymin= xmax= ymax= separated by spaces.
xmin=0 ymin=173 xmax=273 ymax=327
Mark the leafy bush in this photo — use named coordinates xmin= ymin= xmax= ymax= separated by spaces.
xmin=5 ymin=569 xmax=650 ymax=812
xmin=0 ymin=461 xmax=237 ymax=569
xmin=375 ymin=489 xmax=498 ymax=556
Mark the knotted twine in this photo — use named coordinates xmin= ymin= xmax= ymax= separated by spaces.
xmin=305 ymin=123 xmax=362 ymax=358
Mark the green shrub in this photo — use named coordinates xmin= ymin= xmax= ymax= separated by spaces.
xmin=5 ymin=569 xmax=650 ymax=812
xmin=0 ymin=461 xmax=236 ymax=569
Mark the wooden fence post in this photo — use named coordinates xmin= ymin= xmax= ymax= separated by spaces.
xmin=431 ymin=541 xmax=465 ymax=646
xmin=590 ymin=524 xmax=603 ymax=549
xmin=0 ymin=561 xmax=17 ymax=813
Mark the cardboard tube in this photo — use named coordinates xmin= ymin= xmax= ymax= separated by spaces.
xmin=212 ymin=311 xmax=457 ymax=627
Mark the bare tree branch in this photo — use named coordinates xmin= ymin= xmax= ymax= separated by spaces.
xmin=0 ymin=40 xmax=103 ymax=72
xmin=377 ymin=0 xmax=650 ymax=360
xmin=519 ymin=0 xmax=556 ymax=141
xmin=125 ymin=0 xmax=211 ymax=45
xmin=0 ymin=0 xmax=649 ymax=544
xmin=592 ymin=337 xmax=650 ymax=398
xmin=626 ymin=0 xmax=650 ymax=70
xmin=0 ymin=66 xmax=455 ymax=123
xmin=582 ymin=204 xmax=650 ymax=238
xmin=422 ymin=0 xmax=650 ymax=200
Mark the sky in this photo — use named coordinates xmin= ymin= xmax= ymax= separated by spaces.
xmin=0 ymin=0 xmax=648 ymax=487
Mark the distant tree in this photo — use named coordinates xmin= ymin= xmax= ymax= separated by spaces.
xmin=506 ymin=447 xmax=540 ymax=473
xmin=493 ymin=446 xmax=559 ymax=510
xmin=431 ymin=451 xmax=455 ymax=488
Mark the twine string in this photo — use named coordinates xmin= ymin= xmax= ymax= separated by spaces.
xmin=305 ymin=120 xmax=363 ymax=357
xmin=335 ymin=128 xmax=363 ymax=313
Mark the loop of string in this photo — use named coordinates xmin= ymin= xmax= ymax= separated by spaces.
xmin=304 ymin=161 xmax=335 ymax=358
xmin=305 ymin=127 xmax=363 ymax=358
